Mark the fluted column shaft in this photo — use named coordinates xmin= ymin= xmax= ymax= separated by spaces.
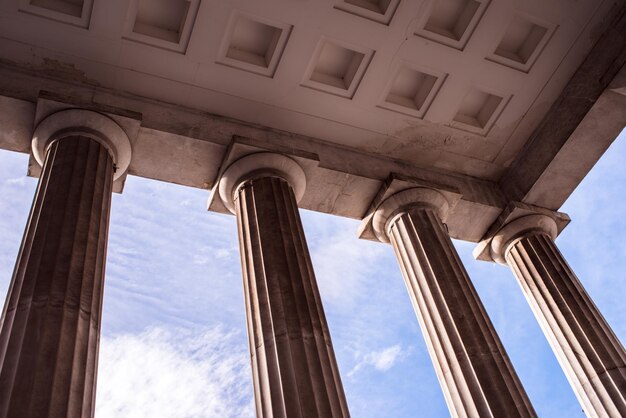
xmin=388 ymin=207 xmax=536 ymax=418
xmin=0 ymin=137 xmax=113 ymax=418
xmin=235 ymin=175 xmax=349 ymax=418
xmin=506 ymin=231 xmax=626 ymax=417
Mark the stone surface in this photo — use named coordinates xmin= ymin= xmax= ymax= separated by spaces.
xmin=0 ymin=0 xmax=615 ymax=179
xmin=380 ymin=190 xmax=536 ymax=417
xmin=499 ymin=2 xmax=626 ymax=207
xmin=27 ymin=96 xmax=139 ymax=194
xmin=473 ymin=201 xmax=570 ymax=263
xmin=0 ymin=3 xmax=624 ymax=243
xmin=204 ymin=134 xmax=507 ymax=244
xmin=0 ymin=137 xmax=113 ymax=417
xmin=218 ymin=152 xmax=307 ymax=214
xmin=357 ymin=176 xmax=462 ymax=243
xmin=31 ymin=107 xmax=133 ymax=181
xmin=498 ymin=216 xmax=626 ymax=417
xmin=0 ymin=0 xmax=623 ymax=414
xmin=235 ymin=175 xmax=350 ymax=417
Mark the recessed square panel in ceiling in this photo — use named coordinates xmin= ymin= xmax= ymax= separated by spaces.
xmin=487 ymin=13 xmax=556 ymax=73
xmin=378 ymin=64 xmax=446 ymax=118
xmin=123 ymin=0 xmax=200 ymax=53
xmin=216 ymin=12 xmax=292 ymax=78
xmin=415 ymin=0 xmax=490 ymax=50
xmin=19 ymin=0 xmax=93 ymax=27
xmin=302 ymin=38 xmax=373 ymax=99
xmin=451 ymin=87 xmax=508 ymax=135
xmin=335 ymin=0 xmax=400 ymax=25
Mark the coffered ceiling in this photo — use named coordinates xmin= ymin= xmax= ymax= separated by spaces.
xmin=0 ymin=0 xmax=617 ymax=180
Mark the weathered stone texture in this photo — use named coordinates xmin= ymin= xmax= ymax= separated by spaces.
xmin=389 ymin=207 xmax=536 ymax=418
xmin=235 ymin=176 xmax=350 ymax=418
xmin=499 ymin=2 xmax=626 ymax=204
xmin=0 ymin=137 xmax=113 ymax=418
xmin=507 ymin=232 xmax=626 ymax=418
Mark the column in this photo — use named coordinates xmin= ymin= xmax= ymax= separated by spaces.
xmin=218 ymin=153 xmax=350 ymax=418
xmin=0 ymin=109 xmax=131 ymax=418
xmin=372 ymin=188 xmax=536 ymax=418
xmin=490 ymin=214 xmax=626 ymax=417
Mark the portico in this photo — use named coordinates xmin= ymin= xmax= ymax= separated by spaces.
xmin=0 ymin=0 xmax=625 ymax=417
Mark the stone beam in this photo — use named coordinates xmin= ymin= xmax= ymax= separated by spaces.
xmin=499 ymin=2 xmax=626 ymax=209
xmin=0 ymin=75 xmax=508 ymax=242
xmin=208 ymin=140 xmax=508 ymax=242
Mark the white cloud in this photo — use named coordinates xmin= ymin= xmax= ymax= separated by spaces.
xmin=348 ymin=344 xmax=404 ymax=377
xmin=96 ymin=326 xmax=254 ymax=418
xmin=369 ymin=345 xmax=403 ymax=371
xmin=4 ymin=177 xmax=26 ymax=186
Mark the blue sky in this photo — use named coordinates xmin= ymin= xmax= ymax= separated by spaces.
xmin=0 ymin=128 xmax=624 ymax=417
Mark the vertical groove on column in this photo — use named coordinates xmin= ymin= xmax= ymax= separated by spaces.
xmin=508 ymin=233 xmax=626 ymax=418
xmin=235 ymin=176 xmax=350 ymax=418
xmin=389 ymin=208 xmax=536 ymax=418
xmin=0 ymin=137 xmax=113 ymax=418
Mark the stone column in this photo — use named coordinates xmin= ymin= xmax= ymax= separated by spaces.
xmin=490 ymin=214 xmax=626 ymax=418
xmin=219 ymin=153 xmax=350 ymax=418
xmin=372 ymin=188 xmax=536 ymax=418
xmin=0 ymin=109 xmax=131 ymax=418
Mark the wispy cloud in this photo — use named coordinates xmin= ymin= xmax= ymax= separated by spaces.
xmin=304 ymin=213 xmax=386 ymax=311
xmin=369 ymin=344 xmax=403 ymax=371
xmin=348 ymin=344 xmax=405 ymax=377
xmin=101 ymin=177 xmax=246 ymax=335
xmin=4 ymin=177 xmax=27 ymax=186
xmin=96 ymin=326 xmax=254 ymax=418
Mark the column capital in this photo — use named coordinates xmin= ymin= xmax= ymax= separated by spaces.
xmin=372 ymin=187 xmax=454 ymax=243
xmin=474 ymin=201 xmax=570 ymax=264
xmin=490 ymin=214 xmax=558 ymax=264
xmin=218 ymin=152 xmax=306 ymax=214
xmin=31 ymin=108 xmax=132 ymax=180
